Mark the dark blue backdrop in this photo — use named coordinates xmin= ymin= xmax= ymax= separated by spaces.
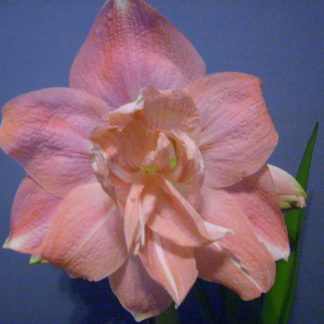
xmin=0 ymin=1 xmax=322 ymax=323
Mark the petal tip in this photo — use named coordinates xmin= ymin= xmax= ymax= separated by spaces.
xmin=132 ymin=311 xmax=155 ymax=322
xmin=2 ymin=237 xmax=19 ymax=250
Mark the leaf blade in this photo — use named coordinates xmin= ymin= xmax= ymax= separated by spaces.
xmin=261 ymin=122 xmax=319 ymax=324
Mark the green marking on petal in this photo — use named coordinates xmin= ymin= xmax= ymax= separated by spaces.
xmin=169 ymin=157 xmax=177 ymax=170
xmin=144 ymin=165 xmax=157 ymax=175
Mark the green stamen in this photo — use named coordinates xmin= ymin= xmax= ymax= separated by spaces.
xmin=169 ymin=157 xmax=177 ymax=170
xmin=144 ymin=165 xmax=157 ymax=175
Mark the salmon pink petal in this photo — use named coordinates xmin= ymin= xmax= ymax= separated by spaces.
xmin=70 ymin=0 xmax=206 ymax=107
xmin=104 ymin=86 xmax=201 ymax=141
xmin=196 ymin=186 xmax=276 ymax=298
xmin=148 ymin=178 xmax=232 ymax=247
xmin=139 ymin=87 xmax=201 ymax=141
xmin=3 ymin=177 xmax=60 ymax=255
xmin=0 ymin=88 xmax=111 ymax=196
xmin=226 ymin=166 xmax=290 ymax=260
xmin=124 ymin=181 xmax=156 ymax=252
xmin=166 ymin=130 xmax=204 ymax=188
xmin=185 ymin=73 xmax=278 ymax=188
xmin=41 ymin=183 xmax=127 ymax=281
xmin=195 ymin=244 xmax=265 ymax=300
xmin=268 ymin=164 xmax=306 ymax=209
xmin=139 ymin=229 xmax=197 ymax=305
xmin=109 ymin=255 xmax=172 ymax=322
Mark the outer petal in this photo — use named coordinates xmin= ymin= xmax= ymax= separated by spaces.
xmin=0 ymin=87 xmax=111 ymax=196
xmin=70 ymin=0 xmax=206 ymax=107
xmin=148 ymin=178 xmax=232 ymax=247
xmin=139 ymin=229 xmax=197 ymax=305
xmin=185 ymin=73 xmax=278 ymax=188
xmin=196 ymin=186 xmax=276 ymax=299
xmin=41 ymin=183 xmax=127 ymax=281
xmin=196 ymin=244 xmax=265 ymax=301
xmin=3 ymin=177 xmax=60 ymax=255
xmin=268 ymin=164 xmax=306 ymax=208
xmin=110 ymin=255 xmax=172 ymax=322
xmin=226 ymin=166 xmax=290 ymax=260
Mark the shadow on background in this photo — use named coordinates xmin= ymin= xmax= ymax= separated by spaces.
xmin=59 ymin=274 xmax=135 ymax=324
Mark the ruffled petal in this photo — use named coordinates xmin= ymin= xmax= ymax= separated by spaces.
xmin=185 ymin=73 xmax=278 ymax=188
xmin=138 ymin=87 xmax=201 ymax=141
xmin=70 ymin=0 xmax=205 ymax=107
xmin=41 ymin=182 xmax=127 ymax=281
xmin=3 ymin=177 xmax=60 ymax=255
xmin=103 ymin=86 xmax=201 ymax=141
xmin=109 ymin=255 xmax=172 ymax=322
xmin=196 ymin=186 xmax=276 ymax=299
xmin=148 ymin=178 xmax=232 ymax=247
xmin=139 ymin=229 xmax=197 ymax=305
xmin=268 ymin=164 xmax=306 ymax=209
xmin=0 ymin=87 xmax=111 ymax=196
xmin=226 ymin=166 xmax=289 ymax=260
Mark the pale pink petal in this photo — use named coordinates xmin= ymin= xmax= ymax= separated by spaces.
xmin=0 ymin=87 xmax=111 ymax=196
xmin=226 ymin=166 xmax=290 ymax=260
xmin=196 ymin=186 xmax=276 ymax=299
xmin=185 ymin=72 xmax=278 ymax=188
xmin=123 ymin=181 xmax=148 ymax=251
xmin=3 ymin=177 xmax=60 ymax=255
xmin=166 ymin=130 xmax=204 ymax=189
xmin=139 ymin=229 xmax=197 ymax=305
xmin=139 ymin=87 xmax=201 ymax=141
xmin=195 ymin=244 xmax=265 ymax=300
xmin=148 ymin=178 xmax=232 ymax=247
xmin=104 ymin=86 xmax=201 ymax=141
xmin=91 ymin=118 xmax=154 ymax=177
xmin=110 ymin=255 xmax=172 ymax=322
xmin=268 ymin=164 xmax=306 ymax=209
xmin=142 ymin=131 xmax=176 ymax=174
xmin=70 ymin=0 xmax=205 ymax=107
xmin=41 ymin=183 xmax=127 ymax=281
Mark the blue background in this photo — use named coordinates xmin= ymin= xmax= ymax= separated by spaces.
xmin=0 ymin=1 xmax=323 ymax=323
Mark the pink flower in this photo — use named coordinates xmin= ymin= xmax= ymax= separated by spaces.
xmin=0 ymin=0 xmax=305 ymax=321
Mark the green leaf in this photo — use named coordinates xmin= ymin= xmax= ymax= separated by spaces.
xmin=261 ymin=122 xmax=319 ymax=324
xmin=154 ymin=304 xmax=180 ymax=324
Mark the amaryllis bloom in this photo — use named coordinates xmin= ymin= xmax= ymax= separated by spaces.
xmin=0 ymin=0 xmax=305 ymax=321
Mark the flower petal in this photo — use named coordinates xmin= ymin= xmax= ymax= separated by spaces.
xmin=139 ymin=229 xmax=197 ymax=305
xmin=3 ymin=177 xmax=60 ymax=255
xmin=196 ymin=186 xmax=276 ymax=299
xmin=41 ymin=182 xmax=127 ymax=281
xmin=195 ymin=244 xmax=265 ymax=300
xmin=110 ymin=255 xmax=172 ymax=322
xmin=0 ymin=87 xmax=111 ymax=196
xmin=70 ymin=0 xmax=206 ymax=107
xmin=268 ymin=164 xmax=306 ymax=209
xmin=148 ymin=178 xmax=232 ymax=247
xmin=226 ymin=166 xmax=290 ymax=260
xmin=139 ymin=87 xmax=201 ymax=141
xmin=124 ymin=181 xmax=156 ymax=252
xmin=104 ymin=86 xmax=201 ymax=141
xmin=185 ymin=72 xmax=278 ymax=188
